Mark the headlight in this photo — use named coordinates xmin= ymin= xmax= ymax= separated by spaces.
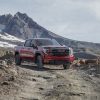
xmin=69 ymin=48 xmax=73 ymax=55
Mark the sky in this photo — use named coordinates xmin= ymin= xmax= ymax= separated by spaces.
xmin=0 ymin=0 xmax=100 ymax=43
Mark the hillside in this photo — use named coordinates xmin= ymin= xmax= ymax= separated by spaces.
xmin=0 ymin=32 xmax=24 ymax=48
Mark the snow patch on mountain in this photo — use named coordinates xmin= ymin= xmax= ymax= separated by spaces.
xmin=0 ymin=41 xmax=16 ymax=48
xmin=0 ymin=33 xmax=25 ymax=42
xmin=0 ymin=32 xmax=25 ymax=48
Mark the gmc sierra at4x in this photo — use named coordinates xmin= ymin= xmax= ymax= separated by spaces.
xmin=14 ymin=38 xmax=75 ymax=69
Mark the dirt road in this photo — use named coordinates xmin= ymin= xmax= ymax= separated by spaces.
xmin=0 ymin=63 xmax=100 ymax=100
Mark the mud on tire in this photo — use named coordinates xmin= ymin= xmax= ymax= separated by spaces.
xmin=63 ymin=63 xmax=70 ymax=69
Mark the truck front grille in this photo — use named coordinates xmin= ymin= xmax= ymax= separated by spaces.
xmin=50 ymin=49 xmax=69 ymax=56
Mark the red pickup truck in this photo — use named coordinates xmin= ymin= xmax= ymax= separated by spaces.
xmin=14 ymin=38 xmax=75 ymax=69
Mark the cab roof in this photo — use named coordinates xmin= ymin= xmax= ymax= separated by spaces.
xmin=26 ymin=38 xmax=53 ymax=41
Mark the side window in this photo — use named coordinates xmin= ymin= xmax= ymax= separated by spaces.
xmin=24 ymin=40 xmax=31 ymax=47
xmin=30 ymin=39 xmax=36 ymax=46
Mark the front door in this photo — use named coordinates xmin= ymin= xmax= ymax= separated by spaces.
xmin=20 ymin=39 xmax=35 ymax=61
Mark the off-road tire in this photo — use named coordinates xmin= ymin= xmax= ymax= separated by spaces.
xmin=37 ymin=55 xmax=43 ymax=69
xmin=15 ymin=54 xmax=21 ymax=65
xmin=63 ymin=64 xmax=70 ymax=69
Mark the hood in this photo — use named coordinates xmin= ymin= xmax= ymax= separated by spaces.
xmin=42 ymin=45 xmax=69 ymax=50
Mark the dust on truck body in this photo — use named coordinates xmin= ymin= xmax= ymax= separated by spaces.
xmin=14 ymin=38 xmax=75 ymax=69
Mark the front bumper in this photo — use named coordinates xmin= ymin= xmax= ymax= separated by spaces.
xmin=43 ymin=55 xmax=75 ymax=65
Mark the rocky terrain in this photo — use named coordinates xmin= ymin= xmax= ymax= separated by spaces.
xmin=0 ymin=49 xmax=100 ymax=100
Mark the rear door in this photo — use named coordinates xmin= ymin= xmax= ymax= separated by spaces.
xmin=20 ymin=39 xmax=35 ymax=60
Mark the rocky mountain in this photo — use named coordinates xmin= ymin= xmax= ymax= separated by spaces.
xmin=0 ymin=12 xmax=54 ymax=39
xmin=0 ymin=12 xmax=100 ymax=54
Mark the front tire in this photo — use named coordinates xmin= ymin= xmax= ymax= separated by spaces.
xmin=63 ymin=63 xmax=70 ymax=69
xmin=15 ymin=54 xmax=21 ymax=65
xmin=36 ymin=55 xmax=43 ymax=69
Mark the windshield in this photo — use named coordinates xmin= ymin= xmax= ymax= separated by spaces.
xmin=35 ymin=39 xmax=61 ymax=46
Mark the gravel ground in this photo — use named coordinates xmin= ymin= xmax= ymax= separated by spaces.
xmin=0 ymin=63 xmax=100 ymax=100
